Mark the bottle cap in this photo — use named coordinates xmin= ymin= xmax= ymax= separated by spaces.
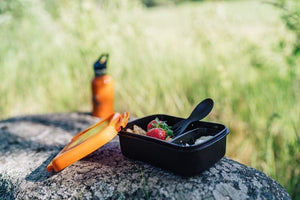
xmin=94 ymin=54 xmax=109 ymax=76
xmin=46 ymin=112 xmax=129 ymax=172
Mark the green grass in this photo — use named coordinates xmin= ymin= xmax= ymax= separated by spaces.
xmin=0 ymin=0 xmax=299 ymax=198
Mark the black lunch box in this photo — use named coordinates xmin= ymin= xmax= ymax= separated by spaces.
xmin=118 ymin=114 xmax=229 ymax=176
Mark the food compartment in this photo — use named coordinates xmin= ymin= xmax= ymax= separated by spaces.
xmin=171 ymin=126 xmax=224 ymax=146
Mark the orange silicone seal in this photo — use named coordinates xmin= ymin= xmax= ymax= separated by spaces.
xmin=46 ymin=112 xmax=129 ymax=172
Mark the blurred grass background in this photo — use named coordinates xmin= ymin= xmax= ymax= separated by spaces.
xmin=0 ymin=0 xmax=299 ymax=198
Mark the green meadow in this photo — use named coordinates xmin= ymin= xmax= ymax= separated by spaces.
xmin=0 ymin=0 xmax=299 ymax=198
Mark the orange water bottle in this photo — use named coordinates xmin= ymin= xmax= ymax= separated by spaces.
xmin=91 ymin=54 xmax=114 ymax=118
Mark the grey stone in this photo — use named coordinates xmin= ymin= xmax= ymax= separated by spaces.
xmin=0 ymin=113 xmax=291 ymax=199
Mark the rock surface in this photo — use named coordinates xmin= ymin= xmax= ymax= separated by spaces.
xmin=0 ymin=113 xmax=290 ymax=200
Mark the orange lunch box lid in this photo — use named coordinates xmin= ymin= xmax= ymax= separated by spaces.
xmin=46 ymin=112 xmax=129 ymax=172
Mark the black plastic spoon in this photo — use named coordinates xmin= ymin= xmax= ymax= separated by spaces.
xmin=172 ymin=98 xmax=214 ymax=137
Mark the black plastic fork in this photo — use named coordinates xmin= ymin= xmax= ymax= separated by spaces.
xmin=172 ymin=98 xmax=214 ymax=137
